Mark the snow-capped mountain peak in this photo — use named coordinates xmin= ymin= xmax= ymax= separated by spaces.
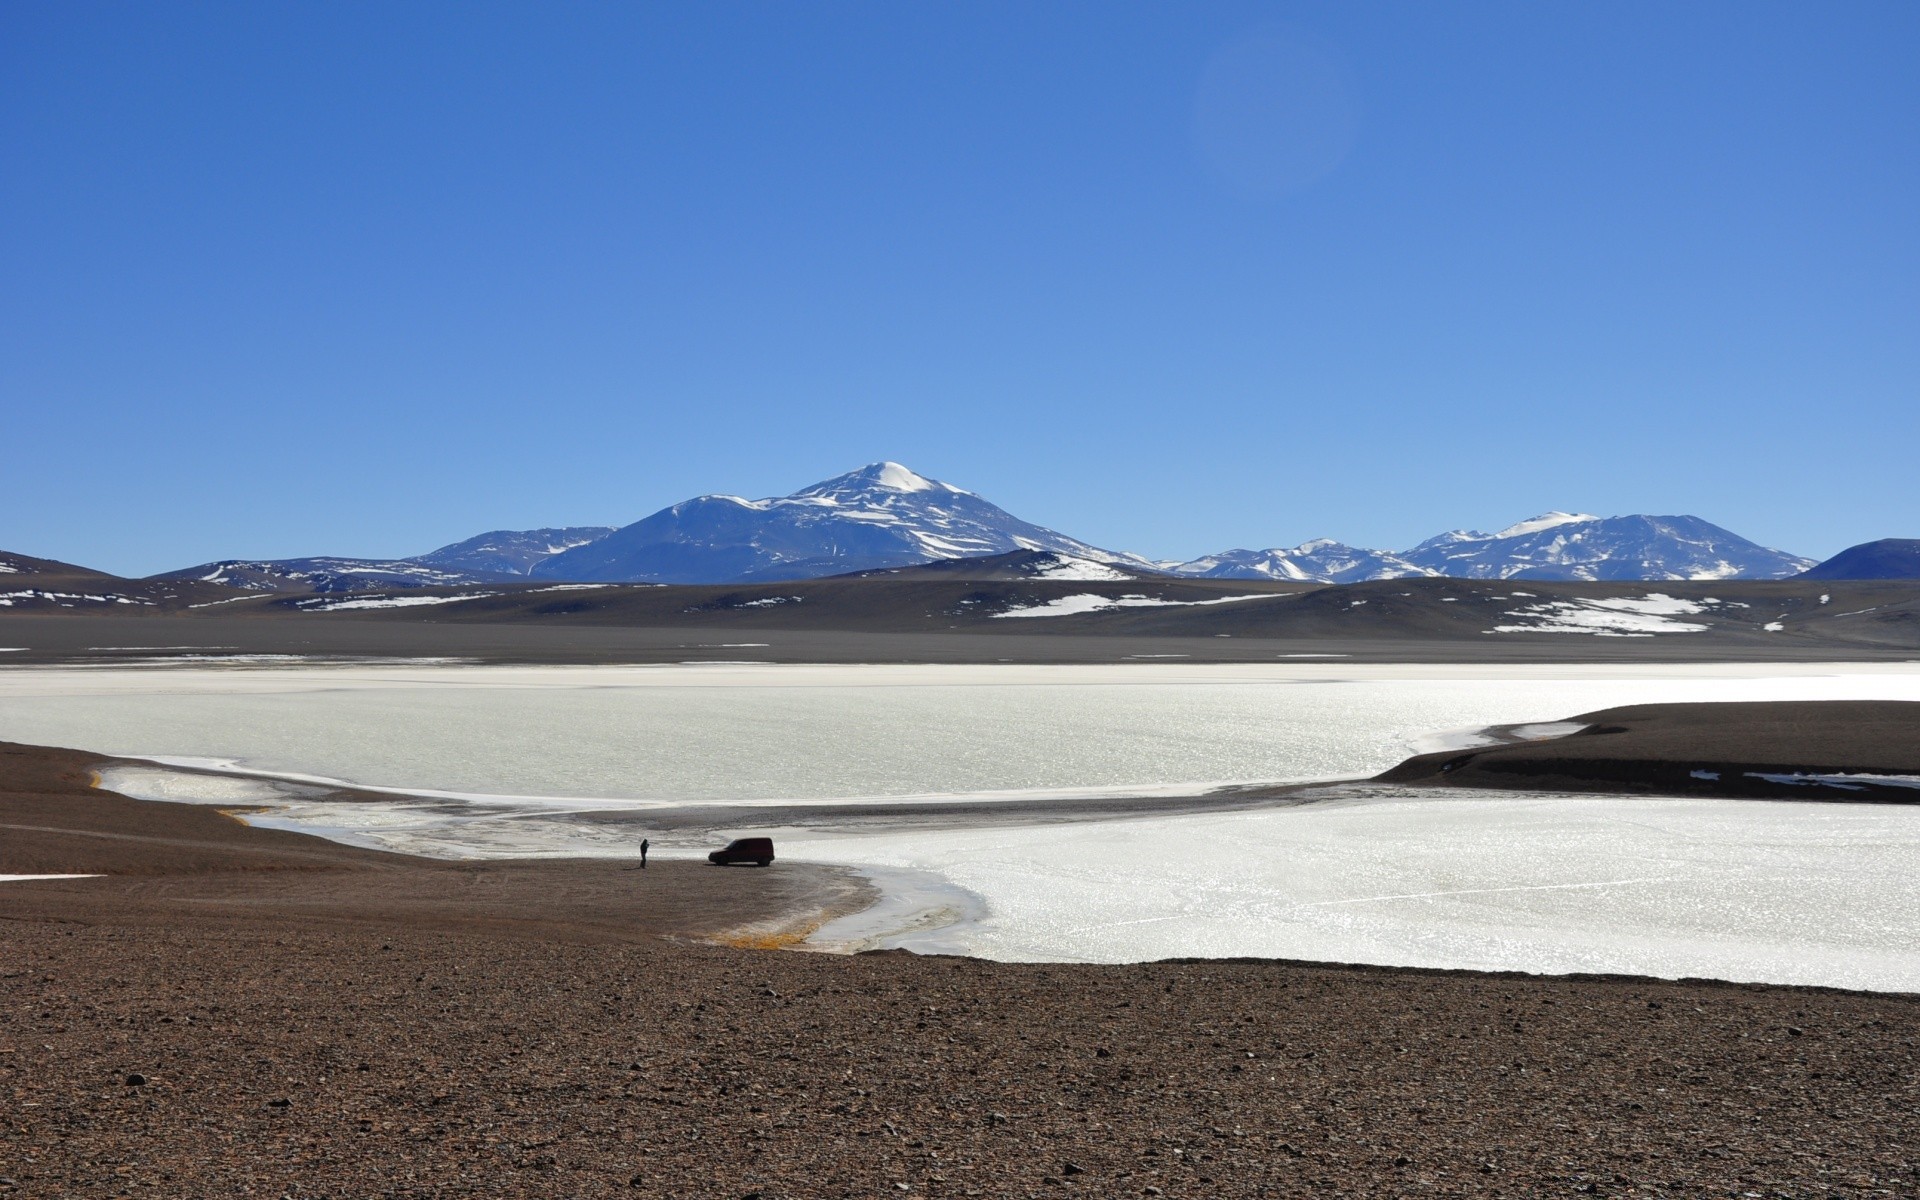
xmin=1491 ymin=512 xmax=1600 ymax=539
xmin=793 ymin=461 xmax=967 ymax=500
xmin=534 ymin=463 xmax=1147 ymax=583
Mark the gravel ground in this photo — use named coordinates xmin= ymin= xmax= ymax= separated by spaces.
xmin=3 ymin=741 xmax=1917 ymax=1198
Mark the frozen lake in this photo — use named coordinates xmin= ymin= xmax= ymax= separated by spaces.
xmin=7 ymin=660 xmax=1920 ymax=801
xmin=5 ymin=660 xmax=1920 ymax=989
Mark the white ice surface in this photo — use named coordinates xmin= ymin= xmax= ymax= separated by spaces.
xmin=9 ymin=662 xmax=1920 ymax=804
xmin=778 ymin=797 xmax=1920 ymax=991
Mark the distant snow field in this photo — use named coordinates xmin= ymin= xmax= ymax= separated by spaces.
xmin=992 ymin=592 xmax=1274 ymax=618
xmin=296 ymin=592 xmax=500 ymax=612
xmin=1488 ymin=593 xmax=1730 ymax=637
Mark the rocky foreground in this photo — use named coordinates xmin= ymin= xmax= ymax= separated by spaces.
xmin=2 ymin=741 xmax=1917 ymax=1198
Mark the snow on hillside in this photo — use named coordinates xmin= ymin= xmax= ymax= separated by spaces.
xmin=1401 ymin=514 xmax=1813 ymax=581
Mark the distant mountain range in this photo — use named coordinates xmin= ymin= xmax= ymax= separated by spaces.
xmin=92 ymin=461 xmax=1892 ymax=591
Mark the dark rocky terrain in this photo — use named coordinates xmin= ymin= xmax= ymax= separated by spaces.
xmin=1376 ymin=700 xmax=1920 ymax=801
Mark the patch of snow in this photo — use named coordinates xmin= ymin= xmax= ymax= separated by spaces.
xmin=0 ymin=874 xmax=102 ymax=883
xmin=1491 ymin=512 xmax=1600 ymax=539
xmin=871 ymin=461 xmax=940 ymax=492
xmin=1820 ymin=594 xmax=1831 ymax=605
xmin=1031 ymin=555 xmax=1135 ymax=582
xmin=1764 ymin=622 xmax=1785 ymax=632
xmin=736 ymin=596 xmax=802 ymax=608
xmin=1746 ymin=772 xmax=1920 ymax=792
xmin=1508 ymin=721 xmax=1588 ymax=741
xmin=992 ymin=593 xmax=1275 ymax=619
xmin=296 ymin=593 xmax=499 ymax=612
xmin=187 ymin=596 xmax=258 ymax=608
xmin=0 ymin=590 xmax=148 ymax=607
xmin=1488 ymin=593 xmax=1718 ymax=637
xmin=1691 ymin=770 xmax=1720 ymax=781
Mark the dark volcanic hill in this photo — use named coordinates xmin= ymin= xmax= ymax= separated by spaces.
xmin=0 ymin=550 xmax=116 ymax=580
xmin=1799 ymin=539 xmax=1920 ymax=580
xmin=0 ymin=549 xmax=240 ymax=611
xmin=533 ymin=462 xmax=1150 ymax=584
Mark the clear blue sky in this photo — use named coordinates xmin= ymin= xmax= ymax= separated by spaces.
xmin=4 ymin=1 xmax=1915 ymax=574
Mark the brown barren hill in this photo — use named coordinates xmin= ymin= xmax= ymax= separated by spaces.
xmin=1376 ymin=699 xmax=1920 ymax=801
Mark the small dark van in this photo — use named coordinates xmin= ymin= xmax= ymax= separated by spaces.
xmin=708 ymin=837 xmax=775 ymax=867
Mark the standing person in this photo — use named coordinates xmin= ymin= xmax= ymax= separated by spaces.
xmin=640 ymin=838 xmax=649 ymax=869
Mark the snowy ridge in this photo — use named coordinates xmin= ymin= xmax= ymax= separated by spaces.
xmin=1177 ymin=513 xmax=1812 ymax=584
xmin=1171 ymin=540 xmax=1428 ymax=584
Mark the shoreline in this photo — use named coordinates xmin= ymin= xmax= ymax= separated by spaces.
xmin=12 ymin=691 xmax=1919 ymax=985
